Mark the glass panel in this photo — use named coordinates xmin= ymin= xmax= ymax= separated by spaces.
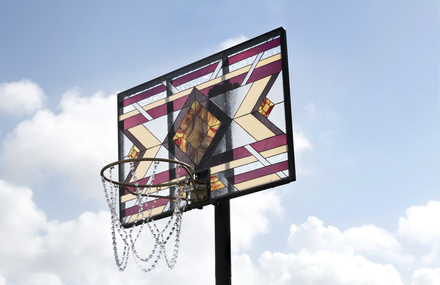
xmin=117 ymin=28 xmax=295 ymax=225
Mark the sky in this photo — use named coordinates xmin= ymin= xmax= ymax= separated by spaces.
xmin=0 ymin=1 xmax=438 ymax=284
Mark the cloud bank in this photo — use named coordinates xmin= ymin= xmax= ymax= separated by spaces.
xmin=2 ymin=175 xmax=439 ymax=284
xmin=0 ymin=79 xmax=46 ymax=116
xmin=0 ymin=88 xmax=117 ymax=197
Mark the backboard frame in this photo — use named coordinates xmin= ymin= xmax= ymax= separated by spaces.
xmin=117 ymin=27 xmax=295 ymax=227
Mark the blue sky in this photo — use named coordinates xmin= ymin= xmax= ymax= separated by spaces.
xmin=0 ymin=1 xmax=438 ymax=284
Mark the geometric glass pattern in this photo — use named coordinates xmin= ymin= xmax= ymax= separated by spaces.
xmin=117 ymin=27 xmax=295 ymax=226
xmin=258 ymin=98 xmax=275 ymax=118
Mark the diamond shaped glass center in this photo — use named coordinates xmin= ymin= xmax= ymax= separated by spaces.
xmin=173 ymin=101 xmax=221 ymax=164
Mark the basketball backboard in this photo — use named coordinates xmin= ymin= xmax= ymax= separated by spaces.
xmin=117 ymin=27 xmax=295 ymax=227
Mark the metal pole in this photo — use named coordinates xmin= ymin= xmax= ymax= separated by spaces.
xmin=215 ymin=200 xmax=231 ymax=285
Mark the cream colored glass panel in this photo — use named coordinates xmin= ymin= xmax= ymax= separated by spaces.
xmin=121 ymin=193 xmax=136 ymax=203
xmin=255 ymin=54 xmax=282 ymax=68
xmin=260 ymin=145 xmax=288 ymax=158
xmin=234 ymin=114 xmax=275 ymax=141
xmin=210 ymin=156 xmax=257 ymax=174
xmin=128 ymin=125 xmax=161 ymax=149
xmin=120 ymin=109 xmax=140 ymax=121
xmin=234 ymin=173 xmax=281 ymax=191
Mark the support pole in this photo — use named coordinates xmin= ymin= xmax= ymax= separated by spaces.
xmin=215 ymin=200 xmax=231 ymax=285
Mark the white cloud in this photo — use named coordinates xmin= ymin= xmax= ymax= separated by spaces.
xmin=294 ymin=131 xmax=313 ymax=153
xmin=343 ymin=225 xmax=414 ymax=263
xmin=0 ymin=89 xmax=117 ymax=198
xmin=0 ymin=174 xmax=289 ymax=284
xmin=411 ymin=268 xmax=440 ymax=285
xmin=230 ymin=215 xmax=414 ymax=285
xmin=288 ymin=217 xmax=343 ymax=252
xmin=0 ymin=79 xmax=46 ymax=116
xmin=232 ymin=254 xmax=260 ymax=284
xmin=0 ymin=180 xmax=46 ymax=275
xmin=288 ymin=217 xmax=414 ymax=264
xmin=218 ymin=34 xmax=248 ymax=50
xmin=231 ymin=190 xmax=284 ymax=252
xmin=398 ymin=201 xmax=440 ymax=245
xmin=38 ymin=211 xmax=114 ymax=277
xmin=231 ymin=202 xmax=440 ymax=285
xmin=3 ymin=174 xmax=440 ymax=285
xmin=0 ymin=177 xmax=212 ymax=284
xmin=263 ymin=250 xmax=403 ymax=285
xmin=293 ymin=130 xmax=314 ymax=175
xmin=233 ymin=250 xmax=403 ymax=285
xmin=16 ymin=272 xmax=65 ymax=285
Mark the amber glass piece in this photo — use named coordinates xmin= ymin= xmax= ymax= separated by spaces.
xmin=206 ymin=111 xmax=221 ymax=127
xmin=185 ymin=115 xmax=209 ymax=149
xmin=210 ymin=175 xmax=226 ymax=191
xmin=199 ymin=127 xmax=218 ymax=153
xmin=198 ymin=105 xmax=209 ymax=122
xmin=195 ymin=101 xmax=204 ymax=116
xmin=128 ymin=145 xmax=140 ymax=159
xmin=258 ymin=98 xmax=275 ymax=118
xmin=174 ymin=137 xmax=188 ymax=153
xmin=189 ymin=101 xmax=197 ymax=115
xmin=174 ymin=111 xmax=195 ymax=140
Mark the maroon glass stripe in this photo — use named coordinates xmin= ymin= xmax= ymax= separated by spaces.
xmin=173 ymin=95 xmax=188 ymax=110
xmin=251 ymin=134 xmax=287 ymax=152
xmin=229 ymin=38 xmax=280 ymax=65
xmin=123 ymin=113 xmax=148 ymax=130
xmin=123 ymin=198 xmax=169 ymax=216
xmin=233 ymin=147 xmax=252 ymax=160
xmin=234 ymin=161 xmax=288 ymax=184
xmin=172 ymin=63 xmax=218 ymax=87
xmin=247 ymin=60 xmax=282 ymax=84
xmin=123 ymin=85 xmax=167 ymax=107
xmin=147 ymin=104 xmax=167 ymax=120
xmin=147 ymin=95 xmax=189 ymax=119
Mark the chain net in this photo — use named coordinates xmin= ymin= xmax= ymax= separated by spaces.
xmin=101 ymin=161 xmax=188 ymax=272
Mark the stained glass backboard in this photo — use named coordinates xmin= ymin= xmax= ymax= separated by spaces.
xmin=117 ymin=27 xmax=295 ymax=226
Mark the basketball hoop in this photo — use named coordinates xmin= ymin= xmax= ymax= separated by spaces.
xmin=100 ymin=158 xmax=205 ymax=272
xmin=101 ymin=158 xmax=208 ymax=202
